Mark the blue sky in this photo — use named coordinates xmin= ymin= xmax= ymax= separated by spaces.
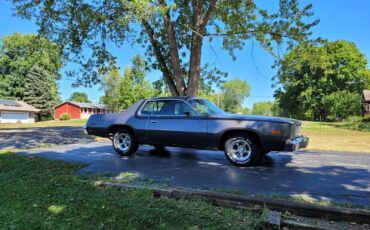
xmin=1 ymin=0 xmax=370 ymax=108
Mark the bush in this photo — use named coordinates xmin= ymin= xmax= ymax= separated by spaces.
xmin=59 ymin=113 xmax=71 ymax=120
xmin=321 ymin=91 xmax=362 ymax=121
xmin=363 ymin=114 xmax=370 ymax=122
xmin=346 ymin=115 xmax=363 ymax=130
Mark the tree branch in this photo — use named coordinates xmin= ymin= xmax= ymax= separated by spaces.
xmin=200 ymin=0 xmax=217 ymax=29
xmin=142 ymin=19 xmax=179 ymax=96
xmin=158 ymin=0 xmax=186 ymax=96
xmin=204 ymin=30 xmax=294 ymax=40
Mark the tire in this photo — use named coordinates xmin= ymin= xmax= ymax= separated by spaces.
xmin=112 ymin=128 xmax=138 ymax=156
xmin=224 ymin=133 xmax=261 ymax=167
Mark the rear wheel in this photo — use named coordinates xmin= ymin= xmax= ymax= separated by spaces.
xmin=112 ymin=129 xmax=138 ymax=156
xmin=224 ymin=134 xmax=261 ymax=167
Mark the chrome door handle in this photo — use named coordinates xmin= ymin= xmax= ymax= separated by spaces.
xmin=151 ymin=120 xmax=158 ymax=123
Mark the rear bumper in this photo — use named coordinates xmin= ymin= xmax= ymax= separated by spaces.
xmin=82 ymin=124 xmax=88 ymax=134
xmin=284 ymin=136 xmax=309 ymax=152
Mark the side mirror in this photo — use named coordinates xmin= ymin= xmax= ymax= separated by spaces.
xmin=184 ymin=111 xmax=192 ymax=116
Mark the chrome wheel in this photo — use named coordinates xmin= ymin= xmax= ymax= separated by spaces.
xmin=228 ymin=139 xmax=252 ymax=162
xmin=114 ymin=133 xmax=131 ymax=152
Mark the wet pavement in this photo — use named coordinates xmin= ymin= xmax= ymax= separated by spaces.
xmin=19 ymin=141 xmax=370 ymax=206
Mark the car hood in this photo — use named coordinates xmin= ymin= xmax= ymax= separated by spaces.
xmin=210 ymin=113 xmax=300 ymax=125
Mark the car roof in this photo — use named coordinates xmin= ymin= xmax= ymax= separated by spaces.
xmin=149 ymin=96 xmax=197 ymax=101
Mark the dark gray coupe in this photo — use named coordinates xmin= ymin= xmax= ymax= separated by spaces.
xmin=85 ymin=97 xmax=308 ymax=166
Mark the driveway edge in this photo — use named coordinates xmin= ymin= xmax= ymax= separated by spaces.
xmin=90 ymin=181 xmax=370 ymax=225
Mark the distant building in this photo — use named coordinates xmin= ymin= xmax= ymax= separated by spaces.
xmin=364 ymin=90 xmax=370 ymax=115
xmin=0 ymin=99 xmax=39 ymax=123
xmin=54 ymin=101 xmax=109 ymax=120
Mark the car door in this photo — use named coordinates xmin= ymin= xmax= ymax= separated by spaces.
xmin=145 ymin=99 xmax=208 ymax=148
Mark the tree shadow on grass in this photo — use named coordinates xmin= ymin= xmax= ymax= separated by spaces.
xmin=0 ymin=127 xmax=94 ymax=149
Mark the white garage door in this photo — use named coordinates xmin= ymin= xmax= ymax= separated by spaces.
xmin=1 ymin=112 xmax=29 ymax=123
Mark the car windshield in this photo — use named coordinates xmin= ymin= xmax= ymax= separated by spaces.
xmin=188 ymin=99 xmax=226 ymax=115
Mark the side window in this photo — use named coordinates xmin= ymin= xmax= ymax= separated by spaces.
xmin=153 ymin=100 xmax=193 ymax=116
xmin=141 ymin=101 xmax=155 ymax=115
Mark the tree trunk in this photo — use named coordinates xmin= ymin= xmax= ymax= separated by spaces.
xmin=187 ymin=36 xmax=203 ymax=96
xmin=142 ymin=19 xmax=179 ymax=96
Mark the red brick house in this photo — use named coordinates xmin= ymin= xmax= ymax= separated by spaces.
xmin=364 ymin=90 xmax=370 ymax=115
xmin=54 ymin=101 xmax=109 ymax=120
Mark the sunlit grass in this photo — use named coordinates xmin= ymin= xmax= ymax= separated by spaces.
xmin=302 ymin=121 xmax=370 ymax=153
xmin=0 ymin=119 xmax=87 ymax=129
xmin=0 ymin=152 xmax=258 ymax=229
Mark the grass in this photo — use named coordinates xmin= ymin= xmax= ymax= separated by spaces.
xmin=302 ymin=121 xmax=370 ymax=153
xmin=0 ymin=119 xmax=87 ymax=129
xmin=265 ymin=193 xmax=370 ymax=211
xmin=0 ymin=151 xmax=260 ymax=229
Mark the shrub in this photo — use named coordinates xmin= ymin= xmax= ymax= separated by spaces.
xmin=346 ymin=115 xmax=363 ymax=130
xmin=363 ymin=114 xmax=370 ymax=122
xmin=59 ymin=113 xmax=71 ymax=120
xmin=321 ymin=91 xmax=362 ymax=121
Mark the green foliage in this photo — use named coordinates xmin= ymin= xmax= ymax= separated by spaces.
xmin=22 ymin=66 xmax=61 ymax=120
xmin=199 ymin=79 xmax=250 ymax=113
xmin=100 ymin=68 xmax=122 ymax=112
xmin=0 ymin=152 xmax=257 ymax=229
xmin=235 ymin=107 xmax=251 ymax=115
xmin=252 ymin=102 xmax=273 ymax=116
xmin=59 ymin=113 xmax=71 ymax=120
xmin=321 ymin=91 xmax=362 ymax=121
xmin=11 ymin=0 xmax=318 ymax=96
xmin=101 ymin=55 xmax=155 ymax=111
xmin=221 ymin=79 xmax=251 ymax=113
xmin=0 ymin=33 xmax=62 ymax=120
xmin=345 ymin=116 xmax=363 ymax=131
xmin=68 ymin=92 xmax=91 ymax=103
xmin=364 ymin=114 xmax=370 ymax=122
xmin=275 ymin=40 xmax=370 ymax=121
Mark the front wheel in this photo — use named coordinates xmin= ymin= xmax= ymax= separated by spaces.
xmin=112 ymin=129 xmax=138 ymax=156
xmin=224 ymin=134 xmax=261 ymax=167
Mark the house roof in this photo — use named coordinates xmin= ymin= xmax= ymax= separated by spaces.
xmin=363 ymin=90 xmax=370 ymax=102
xmin=0 ymin=99 xmax=39 ymax=112
xmin=55 ymin=101 xmax=108 ymax=110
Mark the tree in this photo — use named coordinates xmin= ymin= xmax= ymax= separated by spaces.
xmin=100 ymin=55 xmax=155 ymax=111
xmin=12 ymin=0 xmax=318 ymax=96
xmin=100 ymin=68 xmax=122 ymax=112
xmin=23 ymin=66 xmax=61 ymax=120
xmin=221 ymin=79 xmax=250 ymax=113
xmin=0 ymin=33 xmax=62 ymax=120
xmin=321 ymin=91 xmax=362 ymax=121
xmin=252 ymin=102 xmax=273 ymax=116
xmin=274 ymin=40 xmax=370 ymax=121
xmin=235 ymin=107 xmax=251 ymax=115
xmin=68 ymin=92 xmax=91 ymax=103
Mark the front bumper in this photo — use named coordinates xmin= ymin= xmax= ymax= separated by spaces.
xmin=284 ymin=136 xmax=309 ymax=152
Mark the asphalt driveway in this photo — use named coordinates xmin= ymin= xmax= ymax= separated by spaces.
xmin=19 ymin=141 xmax=370 ymax=206
xmin=0 ymin=127 xmax=93 ymax=149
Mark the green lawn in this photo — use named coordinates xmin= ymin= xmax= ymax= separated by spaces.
xmin=0 ymin=151 xmax=259 ymax=229
xmin=302 ymin=121 xmax=370 ymax=153
xmin=0 ymin=119 xmax=87 ymax=129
